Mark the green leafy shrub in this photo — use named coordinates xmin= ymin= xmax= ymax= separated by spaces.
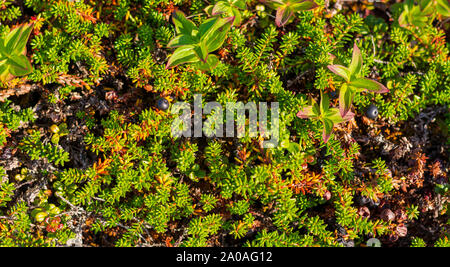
xmin=0 ymin=0 xmax=448 ymax=248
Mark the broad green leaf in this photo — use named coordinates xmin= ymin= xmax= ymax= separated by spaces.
xmin=398 ymin=11 xmax=408 ymax=27
xmin=419 ymin=0 xmax=431 ymax=10
xmin=4 ymin=25 xmax=23 ymax=55
xmin=194 ymin=43 xmax=208 ymax=62
xmin=312 ymin=102 xmax=320 ymax=116
xmin=7 ymin=54 xmax=32 ymax=76
xmin=275 ymin=5 xmax=293 ymax=27
xmin=167 ymin=34 xmax=196 ymax=48
xmin=204 ymin=5 xmax=214 ymax=16
xmin=405 ymin=0 xmax=414 ymax=12
xmin=199 ymin=17 xmax=220 ymax=36
xmin=0 ymin=64 xmax=9 ymax=81
xmin=291 ymin=0 xmax=318 ymax=12
xmin=436 ymin=0 xmax=450 ymax=17
xmin=201 ymin=16 xmax=234 ymax=52
xmin=297 ymin=105 xmax=317 ymax=119
xmin=268 ymin=0 xmax=285 ymax=9
xmin=348 ymin=43 xmax=363 ymax=77
xmin=326 ymin=108 xmax=354 ymax=124
xmin=327 ymin=65 xmax=350 ymax=81
xmin=212 ymin=1 xmax=231 ymax=15
xmin=233 ymin=0 xmax=246 ymax=10
xmin=194 ymin=54 xmax=220 ymax=71
xmin=421 ymin=0 xmax=435 ymax=15
xmin=349 ymin=78 xmax=388 ymax=93
xmin=172 ymin=10 xmax=197 ymax=36
xmin=322 ymin=118 xmax=334 ymax=143
xmin=166 ymin=46 xmax=199 ymax=69
xmin=339 ymin=83 xmax=354 ymax=117
xmin=10 ymin=24 xmax=33 ymax=55
xmin=319 ymin=91 xmax=330 ymax=115
xmin=231 ymin=7 xmax=242 ymax=26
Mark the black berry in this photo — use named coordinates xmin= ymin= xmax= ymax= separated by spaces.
xmin=366 ymin=104 xmax=379 ymax=119
xmin=157 ymin=98 xmax=169 ymax=111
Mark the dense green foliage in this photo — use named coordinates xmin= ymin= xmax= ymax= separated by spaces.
xmin=0 ymin=0 xmax=448 ymax=247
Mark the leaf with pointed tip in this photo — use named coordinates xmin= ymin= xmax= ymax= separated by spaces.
xmin=166 ymin=46 xmax=199 ymax=69
xmin=322 ymin=118 xmax=334 ymax=143
xmin=5 ymin=24 xmax=33 ymax=56
xmin=193 ymin=43 xmax=208 ymax=62
xmin=194 ymin=54 xmax=220 ymax=71
xmin=349 ymin=43 xmax=363 ymax=77
xmin=339 ymin=83 xmax=354 ymax=117
xmin=167 ymin=34 xmax=196 ymax=48
xmin=212 ymin=1 xmax=231 ymax=15
xmin=297 ymin=105 xmax=316 ymax=119
xmin=421 ymin=0 xmax=435 ymax=15
xmin=230 ymin=6 xmax=242 ymax=26
xmin=349 ymin=78 xmax=388 ymax=93
xmin=320 ymin=91 xmax=330 ymax=115
xmin=327 ymin=65 xmax=350 ymax=81
xmin=201 ymin=16 xmax=234 ymax=52
xmin=436 ymin=0 xmax=450 ymax=17
xmin=405 ymin=0 xmax=414 ymax=12
xmin=291 ymin=0 xmax=318 ymax=12
xmin=326 ymin=108 xmax=354 ymax=124
xmin=204 ymin=5 xmax=214 ymax=16
xmin=275 ymin=5 xmax=294 ymax=27
xmin=172 ymin=10 xmax=197 ymax=36
xmin=7 ymin=54 xmax=32 ymax=76
xmin=398 ymin=11 xmax=408 ymax=27
xmin=233 ymin=0 xmax=246 ymax=10
xmin=0 ymin=63 xmax=10 ymax=81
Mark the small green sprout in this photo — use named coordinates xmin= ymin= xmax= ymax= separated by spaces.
xmin=205 ymin=0 xmax=247 ymax=26
xmin=166 ymin=10 xmax=234 ymax=71
xmin=297 ymin=91 xmax=354 ymax=143
xmin=264 ymin=0 xmax=318 ymax=27
xmin=328 ymin=43 xmax=389 ymax=117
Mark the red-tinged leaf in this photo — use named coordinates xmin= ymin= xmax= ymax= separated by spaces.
xmin=171 ymin=10 xmax=197 ymax=36
xmin=297 ymin=105 xmax=316 ymax=119
xmin=166 ymin=46 xmax=199 ymax=69
xmin=201 ymin=16 xmax=234 ymax=52
xmin=341 ymin=110 xmax=355 ymax=122
xmin=0 ymin=63 xmax=9 ymax=82
xmin=322 ymin=118 xmax=334 ymax=143
xmin=231 ymin=7 xmax=242 ymax=26
xmin=8 ymin=54 xmax=32 ymax=77
xmin=211 ymin=1 xmax=230 ymax=15
xmin=339 ymin=83 xmax=354 ymax=117
xmin=5 ymin=24 xmax=33 ymax=56
xmin=194 ymin=54 xmax=219 ymax=71
xmin=233 ymin=0 xmax=246 ymax=10
xmin=194 ymin=43 xmax=208 ymax=62
xmin=326 ymin=108 xmax=355 ymax=124
xmin=349 ymin=43 xmax=363 ymax=76
xmin=291 ymin=0 xmax=318 ymax=12
xmin=349 ymin=78 xmax=389 ymax=93
xmin=398 ymin=11 xmax=408 ymax=27
xmin=167 ymin=34 xmax=196 ymax=48
xmin=204 ymin=5 xmax=214 ymax=16
xmin=275 ymin=5 xmax=293 ymax=27
xmin=320 ymin=91 xmax=330 ymax=115
xmin=327 ymin=65 xmax=350 ymax=81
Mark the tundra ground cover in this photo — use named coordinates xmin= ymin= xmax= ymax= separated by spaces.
xmin=0 ymin=0 xmax=449 ymax=247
